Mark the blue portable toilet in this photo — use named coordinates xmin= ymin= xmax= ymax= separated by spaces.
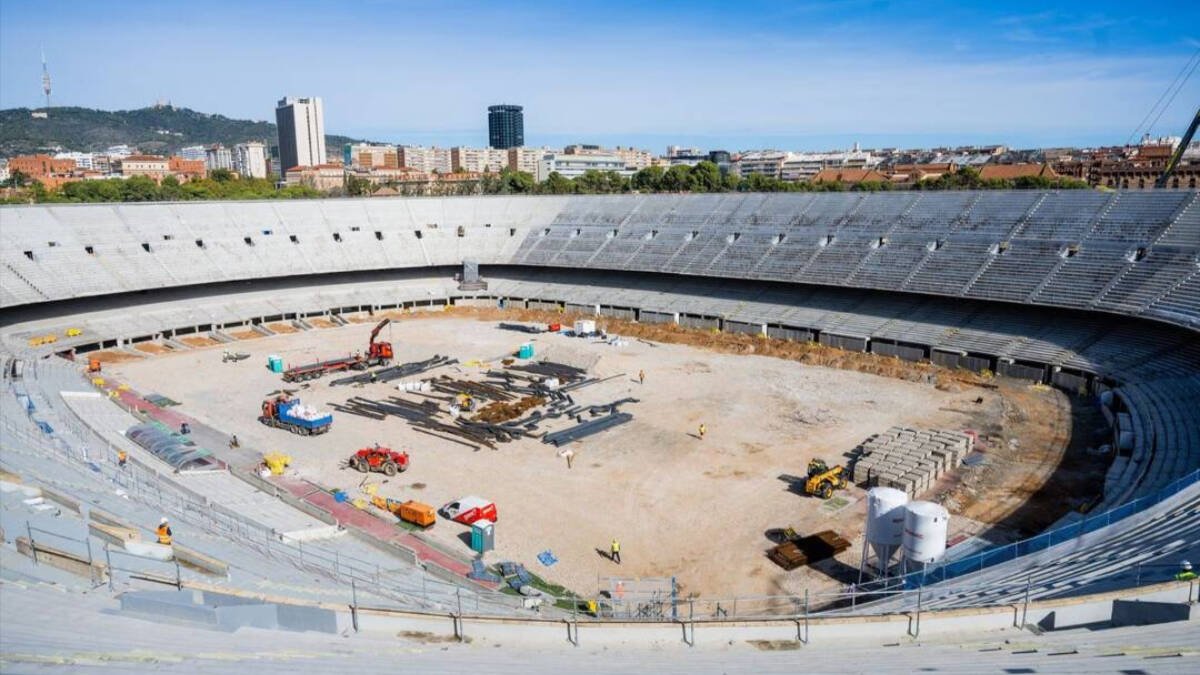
xmin=518 ymin=342 xmax=534 ymax=359
xmin=471 ymin=519 xmax=495 ymax=553
xmin=268 ymin=355 xmax=283 ymax=373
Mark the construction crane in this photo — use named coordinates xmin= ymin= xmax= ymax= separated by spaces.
xmin=1156 ymin=106 xmax=1200 ymax=189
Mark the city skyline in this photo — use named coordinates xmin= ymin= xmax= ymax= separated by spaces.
xmin=1 ymin=1 xmax=1198 ymax=152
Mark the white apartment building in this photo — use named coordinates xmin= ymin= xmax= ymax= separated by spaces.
xmin=733 ymin=151 xmax=788 ymax=179
xmin=205 ymin=145 xmax=234 ymax=171
xmin=507 ymin=147 xmax=544 ymax=175
xmin=398 ymin=146 xmax=452 ymax=174
xmin=275 ymin=96 xmax=327 ymax=170
xmin=178 ymin=145 xmax=207 ymax=162
xmin=54 ymin=152 xmax=94 ymax=170
xmin=233 ymin=141 xmax=268 ymax=178
xmin=451 ymin=146 xmax=509 ymax=173
xmin=536 ymin=153 xmax=632 ymax=181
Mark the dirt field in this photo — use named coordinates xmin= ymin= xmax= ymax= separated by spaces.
xmin=104 ymin=311 xmax=1095 ymax=599
xmin=180 ymin=336 xmax=219 ymax=348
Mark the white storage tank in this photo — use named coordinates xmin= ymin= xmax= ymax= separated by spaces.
xmin=866 ymin=487 xmax=908 ymax=570
xmin=902 ymin=501 xmax=949 ymax=569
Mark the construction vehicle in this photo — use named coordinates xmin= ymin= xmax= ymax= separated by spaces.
xmin=282 ymin=318 xmax=395 ymax=382
xmin=440 ymin=496 xmax=498 ymax=524
xmin=804 ymin=459 xmax=848 ymax=500
xmin=371 ymin=495 xmax=436 ymax=527
xmin=260 ymin=395 xmax=333 ymax=435
xmin=348 ymin=445 xmax=410 ymax=476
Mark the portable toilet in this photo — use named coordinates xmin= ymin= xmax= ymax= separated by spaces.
xmin=268 ymin=355 xmax=283 ymax=373
xmin=518 ymin=342 xmax=535 ymax=359
xmin=471 ymin=519 xmax=495 ymax=553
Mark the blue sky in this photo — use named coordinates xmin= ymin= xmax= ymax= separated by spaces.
xmin=1 ymin=0 xmax=1198 ymax=152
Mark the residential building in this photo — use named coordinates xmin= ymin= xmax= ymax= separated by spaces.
xmin=178 ymin=145 xmax=207 ymax=162
xmin=612 ymin=147 xmax=654 ymax=171
xmin=104 ymin=144 xmax=133 ymax=158
xmin=275 ymin=96 xmax=327 ymax=172
xmin=54 ymin=151 xmax=94 ymax=170
xmin=168 ymin=156 xmax=206 ymax=182
xmin=205 ymin=145 xmax=234 ymax=172
xmin=488 ymin=104 xmax=524 ymax=149
xmin=536 ymin=152 xmax=631 ymax=181
xmin=507 ymin=147 xmax=542 ymax=175
xmin=343 ymin=143 xmax=398 ymax=169
xmin=397 ymin=146 xmax=452 ymax=174
xmin=451 ymin=146 xmax=509 ymax=173
xmin=117 ymin=155 xmax=170 ymax=182
xmin=233 ymin=142 xmax=268 ymax=178
xmin=732 ymin=151 xmax=788 ymax=179
xmin=91 ymin=155 xmax=113 ymax=175
xmin=284 ymin=164 xmax=344 ymax=191
xmin=7 ymin=154 xmax=80 ymax=187
xmin=891 ymin=163 xmax=956 ymax=183
xmin=8 ymin=154 xmax=76 ymax=178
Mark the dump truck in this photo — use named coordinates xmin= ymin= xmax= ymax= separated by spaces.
xmin=348 ymin=445 xmax=409 ymax=476
xmin=282 ymin=319 xmax=394 ymax=382
xmin=440 ymin=496 xmax=498 ymax=525
xmin=260 ymin=395 xmax=333 ymax=435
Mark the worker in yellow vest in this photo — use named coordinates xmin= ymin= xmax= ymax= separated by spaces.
xmin=610 ymin=538 xmax=621 ymax=564
xmin=156 ymin=517 xmax=173 ymax=546
xmin=698 ymin=423 xmax=707 ymax=440
xmin=117 ymin=450 xmax=128 ymax=468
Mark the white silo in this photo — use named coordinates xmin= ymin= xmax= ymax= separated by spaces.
xmin=863 ymin=487 xmax=908 ymax=577
xmin=902 ymin=501 xmax=949 ymax=572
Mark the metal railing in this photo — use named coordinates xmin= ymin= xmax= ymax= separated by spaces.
xmin=856 ymin=467 xmax=1200 ymax=592
xmin=4 ymin=350 xmax=1198 ymax=625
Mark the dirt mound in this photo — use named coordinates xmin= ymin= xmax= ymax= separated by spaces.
xmin=474 ymin=395 xmax=545 ymax=423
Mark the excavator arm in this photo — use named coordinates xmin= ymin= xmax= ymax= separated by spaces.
xmin=368 ymin=318 xmax=391 ymax=345
xmin=1156 ymin=106 xmax=1200 ymax=188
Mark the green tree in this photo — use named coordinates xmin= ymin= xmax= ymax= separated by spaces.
xmin=4 ymin=169 xmax=30 ymax=188
xmin=632 ymin=165 xmax=664 ymax=192
xmin=209 ymin=168 xmax=235 ymax=182
xmin=688 ymin=161 xmax=722 ymax=192
xmin=158 ymin=175 xmax=186 ymax=201
xmin=345 ymin=174 xmax=374 ymax=197
xmin=121 ymin=175 xmax=161 ymax=201
xmin=660 ymin=164 xmax=693 ymax=192
xmin=539 ymin=171 xmax=576 ymax=195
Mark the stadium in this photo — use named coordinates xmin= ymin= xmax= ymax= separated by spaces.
xmin=1 ymin=190 xmax=1199 ymax=671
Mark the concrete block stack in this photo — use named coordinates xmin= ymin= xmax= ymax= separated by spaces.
xmin=850 ymin=427 xmax=972 ymax=497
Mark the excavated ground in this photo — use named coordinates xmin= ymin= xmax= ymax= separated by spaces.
xmin=99 ymin=307 xmax=1104 ymax=599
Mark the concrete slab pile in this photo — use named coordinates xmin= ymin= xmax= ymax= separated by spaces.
xmin=850 ymin=426 xmax=972 ymax=497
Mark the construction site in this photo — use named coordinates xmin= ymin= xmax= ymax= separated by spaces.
xmin=90 ymin=307 xmax=1102 ymax=599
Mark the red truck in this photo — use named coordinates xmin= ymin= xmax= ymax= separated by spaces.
xmin=282 ymin=319 xmax=394 ymax=382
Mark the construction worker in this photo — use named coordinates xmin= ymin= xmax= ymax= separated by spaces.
xmin=610 ymin=538 xmax=621 ymax=565
xmin=1176 ymin=560 xmax=1196 ymax=581
xmin=229 ymin=434 xmax=240 ymax=449
xmin=698 ymin=423 xmax=707 ymax=440
xmin=117 ymin=450 xmax=128 ymax=468
xmin=638 ymin=369 xmax=645 ymax=385
xmin=156 ymin=517 xmax=173 ymax=546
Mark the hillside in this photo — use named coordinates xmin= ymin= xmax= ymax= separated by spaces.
xmin=0 ymin=106 xmax=364 ymax=158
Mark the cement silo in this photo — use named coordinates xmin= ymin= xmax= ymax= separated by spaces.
xmin=862 ymin=487 xmax=908 ymax=577
xmin=902 ymin=501 xmax=949 ymax=572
